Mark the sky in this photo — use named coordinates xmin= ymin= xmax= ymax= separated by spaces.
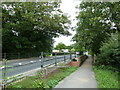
xmin=53 ymin=0 xmax=81 ymax=47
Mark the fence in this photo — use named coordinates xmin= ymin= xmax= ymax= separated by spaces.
xmin=1 ymin=51 xmax=77 ymax=60
xmin=1 ymin=52 xmax=40 ymax=60
xmin=1 ymin=52 xmax=77 ymax=88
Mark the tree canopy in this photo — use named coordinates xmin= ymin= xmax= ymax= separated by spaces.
xmin=73 ymin=1 xmax=120 ymax=55
xmin=2 ymin=2 xmax=71 ymax=54
xmin=73 ymin=1 xmax=120 ymax=69
xmin=55 ymin=42 xmax=67 ymax=52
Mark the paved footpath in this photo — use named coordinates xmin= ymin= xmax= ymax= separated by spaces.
xmin=55 ymin=56 xmax=97 ymax=88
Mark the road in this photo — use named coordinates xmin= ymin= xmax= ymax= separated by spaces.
xmin=0 ymin=54 xmax=75 ymax=81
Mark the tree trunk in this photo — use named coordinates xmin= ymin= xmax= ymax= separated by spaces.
xmin=91 ymin=51 xmax=95 ymax=63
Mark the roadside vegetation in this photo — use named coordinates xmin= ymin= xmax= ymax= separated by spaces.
xmin=95 ymin=33 xmax=119 ymax=70
xmin=7 ymin=66 xmax=78 ymax=88
xmin=2 ymin=2 xmax=71 ymax=59
xmin=73 ymin=1 xmax=120 ymax=88
xmin=2 ymin=1 xmax=120 ymax=89
xmin=93 ymin=33 xmax=119 ymax=88
xmin=93 ymin=66 xmax=119 ymax=88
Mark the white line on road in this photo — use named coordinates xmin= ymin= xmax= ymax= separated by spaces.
xmin=18 ymin=63 xmax=22 ymax=65
xmin=30 ymin=61 xmax=34 ymax=63
xmin=0 ymin=66 xmax=5 ymax=69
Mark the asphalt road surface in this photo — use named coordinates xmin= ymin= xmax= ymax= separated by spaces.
xmin=0 ymin=55 xmax=75 ymax=80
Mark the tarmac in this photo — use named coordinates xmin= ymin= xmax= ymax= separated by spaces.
xmin=55 ymin=56 xmax=98 ymax=88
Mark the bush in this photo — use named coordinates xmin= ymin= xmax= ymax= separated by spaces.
xmin=95 ymin=33 xmax=120 ymax=70
xmin=32 ymin=80 xmax=48 ymax=88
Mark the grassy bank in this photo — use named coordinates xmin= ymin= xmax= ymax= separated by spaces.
xmin=7 ymin=66 xmax=78 ymax=88
xmin=93 ymin=66 xmax=119 ymax=88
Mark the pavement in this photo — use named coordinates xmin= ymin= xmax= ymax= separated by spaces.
xmin=55 ymin=56 xmax=98 ymax=88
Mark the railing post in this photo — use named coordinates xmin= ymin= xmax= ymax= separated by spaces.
xmin=75 ymin=52 xmax=76 ymax=58
xmin=18 ymin=53 xmax=20 ymax=59
xmin=41 ymin=52 xmax=44 ymax=68
xmin=55 ymin=53 xmax=57 ymax=66
xmin=3 ymin=59 xmax=7 ymax=89
xmin=70 ymin=51 xmax=72 ymax=59
xmin=64 ymin=52 xmax=66 ymax=62
xmin=74 ymin=52 xmax=75 ymax=58
xmin=4 ymin=53 xmax=6 ymax=59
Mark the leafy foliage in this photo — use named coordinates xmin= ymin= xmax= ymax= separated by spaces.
xmin=7 ymin=66 xmax=78 ymax=88
xmin=55 ymin=42 xmax=67 ymax=51
xmin=32 ymin=80 xmax=48 ymax=88
xmin=95 ymin=33 xmax=120 ymax=69
xmin=2 ymin=2 xmax=71 ymax=54
xmin=73 ymin=2 xmax=120 ymax=55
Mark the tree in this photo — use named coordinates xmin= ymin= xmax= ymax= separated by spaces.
xmin=66 ymin=44 xmax=76 ymax=52
xmin=55 ymin=42 xmax=67 ymax=52
xmin=73 ymin=1 xmax=120 ymax=57
xmin=2 ymin=2 xmax=71 ymax=54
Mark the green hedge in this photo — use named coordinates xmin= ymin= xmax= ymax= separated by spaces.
xmin=95 ymin=33 xmax=120 ymax=70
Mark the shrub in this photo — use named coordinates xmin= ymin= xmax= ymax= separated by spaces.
xmin=95 ymin=33 xmax=120 ymax=70
xmin=32 ymin=80 xmax=48 ymax=88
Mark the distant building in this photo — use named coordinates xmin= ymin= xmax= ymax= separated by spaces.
xmin=83 ymin=51 xmax=88 ymax=55
xmin=52 ymin=50 xmax=60 ymax=53
xmin=62 ymin=49 xmax=69 ymax=53
xmin=52 ymin=49 xmax=69 ymax=53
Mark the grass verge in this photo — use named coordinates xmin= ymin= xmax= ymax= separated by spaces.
xmin=93 ymin=66 xmax=119 ymax=88
xmin=6 ymin=66 xmax=78 ymax=88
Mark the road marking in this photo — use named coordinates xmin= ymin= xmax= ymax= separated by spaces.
xmin=18 ymin=63 xmax=22 ymax=65
xmin=30 ymin=61 xmax=33 ymax=63
xmin=0 ymin=57 xmax=71 ymax=84
xmin=0 ymin=66 xmax=5 ymax=69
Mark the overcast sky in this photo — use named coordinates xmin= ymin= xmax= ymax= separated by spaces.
xmin=53 ymin=0 xmax=81 ymax=47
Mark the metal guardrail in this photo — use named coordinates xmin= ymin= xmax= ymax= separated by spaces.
xmin=0 ymin=52 xmax=77 ymax=88
xmin=1 ymin=51 xmax=77 ymax=60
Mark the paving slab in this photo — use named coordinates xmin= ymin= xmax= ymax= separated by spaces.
xmin=55 ymin=56 xmax=97 ymax=88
